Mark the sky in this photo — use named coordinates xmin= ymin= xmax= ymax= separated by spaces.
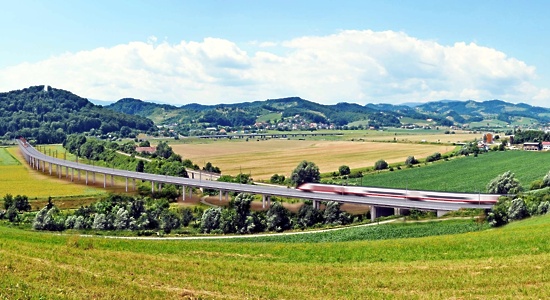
xmin=1 ymin=0 xmax=549 ymax=107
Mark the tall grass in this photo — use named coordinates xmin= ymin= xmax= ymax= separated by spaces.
xmin=1 ymin=215 xmax=549 ymax=299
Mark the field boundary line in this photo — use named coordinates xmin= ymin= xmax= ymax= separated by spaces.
xmin=78 ymin=218 xmax=402 ymax=241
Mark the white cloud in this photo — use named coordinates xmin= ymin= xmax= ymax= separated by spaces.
xmin=0 ymin=30 xmax=547 ymax=106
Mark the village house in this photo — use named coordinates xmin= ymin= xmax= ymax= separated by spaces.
xmin=135 ymin=146 xmax=156 ymax=154
xmin=523 ymin=142 xmax=540 ymax=151
xmin=542 ymin=141 xmax=550 ymax=151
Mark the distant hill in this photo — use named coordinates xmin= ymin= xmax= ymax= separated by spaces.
xmin=107 ymin=97 xmax=403 ymax=131
xmin=0 ymin=86 xmax=156 ymax=143
xmin=107 ymin=96 xmax=550 ymax=133
xmin=415 ymin=99 xmax=550 ymax=126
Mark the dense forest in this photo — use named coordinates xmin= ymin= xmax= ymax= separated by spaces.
xmin=0 ymin=86 xmax=156 ymax=143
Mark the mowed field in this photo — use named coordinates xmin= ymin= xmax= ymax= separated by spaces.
xmin=0 ymin=215 xmax=548 ymax=299
xmin=172 ymin=139 xmax=453 ymax=179
xmin=0 ymin=147 xmax=106 ymax=202
xmin=345 ymin=129 xmax=482 ymax=144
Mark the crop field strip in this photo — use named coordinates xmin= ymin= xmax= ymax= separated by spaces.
xmin=0 ymin=147 xmax=21 ymax=166
xmin=0 ymin=147 xmax=106 ymax=200
xmin=0 ymin=215 xmax=548 ymax=299
xmin=358 ymin=150 xmax=550 ymax=192
xmin=172 ymin=139 xmax=452 ymax=179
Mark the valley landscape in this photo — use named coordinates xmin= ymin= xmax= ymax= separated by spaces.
xmin=2 ymin=2 xmax=550 ymax=299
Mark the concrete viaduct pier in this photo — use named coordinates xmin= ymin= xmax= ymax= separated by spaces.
xmin=18 ymin=139 xmax=493 ymax=221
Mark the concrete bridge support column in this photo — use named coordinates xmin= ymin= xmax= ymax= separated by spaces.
xmin=49 ymin=162 xmax=52 ymax=175
xmin=42 ymin=161 xmax=45 ymax=172
xmin=111 ymin=175 xmax=114 ymax=187
xmin=437 ymin=210 xmax=449 ymax=218
xmin=65 ymin=166 xmax=68 ymax=178
xmin=57 ymin=165 xmax=61 ymax=178
xmin=103 ymin=174 xmax=106 ymax=188
xmin=370 ymin=206 xmax=395 ymax=222
xmin=125 ymin=177 xmax=128 ymax=192
xmin=394 ymin=208 xmax=410 ymax=216
xmin=312 ymin=200 xmax=320 ymax=210
xmin=71 ymin=168 xmax=74 ymax=182
xmin=182 ymin=185 xmax=186 ymax=201
xmin=159 ymin=183 xmax=162 ymax=192
xmin=86 ymin=171 xmax=88 ymax=185
xmin=151 ymin=181 xmax=155 ymax=194
xmin=219 ymin=190 xmax=223 ymax=202
xmin=262 ymin=195 xmax=267 ymax=209
xmin=189 ymin=187 xmax=193 ymax=199
xmin=226 ymin=191 xmax=229 ymax=202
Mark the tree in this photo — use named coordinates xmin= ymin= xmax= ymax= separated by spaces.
xmin=270 ymin=174 xmax=285 ymax=184
xmin=3 ymin=194 xmax=13 ymax=210
xmin=200 ymin=207 xmax=222 ymax=233
xmin=487 ymin=171 xmax=522 ymax=194
xmin=33 ymin=204 xmax=65 ymax=231
xmin=374 ymin=159 xmax=388 ymax=170
xmin=508 ymin=198 xmax=528 ymax=221
xmin=290 ymin=160 xmax=320 ymax=187
xmin=487 ymin=197 xmax=511 ymax=227
xmin=180 ymin=208 xmax=194 ymax=227
xmin=542 ymin=170 xmax=550 ymax=188
xmin=266 ymin=202 xmax=291 ymax=232
xmin=92 ymin=213 xmax=109 ymax=230
xmin=136 ymin=160 xmax=145 ymax=173
xmin=297 ymin=203 xmax=323 ymax=228
xmin=114 ymin=207 xmax=129 ymax=230
xmin=233 ymin=193 xmax=253 ymax=233
xmin=405 ymin=156 xmax=418 ymax=166
xmin=338 ymin=165 xmax=351 ymax=176
xmin=13 ymin=195 xmax=31 ymax=212
xmin=426 ymin=152 xmax=442 ymax=162
xmin=160 ymin=210 xmax=181 ymax=234
xmin=155 ymin=141 xmax=173 ymax=159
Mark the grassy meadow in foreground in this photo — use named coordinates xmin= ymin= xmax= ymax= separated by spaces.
xmin=355 ymin=150 xmax=550 ymax=192
xmin=172 ymin=139 xmax=453 ymax=179
xmin=0 ymin=215 xmax=549 ymax=299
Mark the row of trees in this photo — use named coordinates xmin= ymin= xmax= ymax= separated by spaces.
xmin=0 ymin=194 xmax=31 ymax=222
xmin=19 ymin=193 xmax=360 ymax=234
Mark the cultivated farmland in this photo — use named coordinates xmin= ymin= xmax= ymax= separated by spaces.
xmin=172 ymin=139 xmax=453 ymax=179
xmin=0 ymin=147 xmax=106 ymax=201
xmin=351 ymin=150 xmax=550 ymax=192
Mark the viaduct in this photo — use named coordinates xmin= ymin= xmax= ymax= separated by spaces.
xmin=17 ymin=139 xmax=494 ymax=221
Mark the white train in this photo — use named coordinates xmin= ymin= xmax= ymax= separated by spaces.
xmin=297 ymin=183 xmax=500 ymax=204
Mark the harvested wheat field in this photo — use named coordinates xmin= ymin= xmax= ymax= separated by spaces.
xmin=173 ymin=139 xmax=452 ymax=179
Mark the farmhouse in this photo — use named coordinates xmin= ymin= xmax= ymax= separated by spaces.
xmin=542 ymin=142 xmax=550 ymax=151
xmin=523 ymin=142 xmax=540 ymax=151
xmin=135 ymin=146 xmax=156 ymax=153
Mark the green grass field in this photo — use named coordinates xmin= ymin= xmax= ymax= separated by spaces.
xmin=0 ymin=147 xmax=21 ymax=165
xmin=345 ymin=150 xmax=550 ymax=192
xmin=0 ymin=215 xmax=548 ymax=299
